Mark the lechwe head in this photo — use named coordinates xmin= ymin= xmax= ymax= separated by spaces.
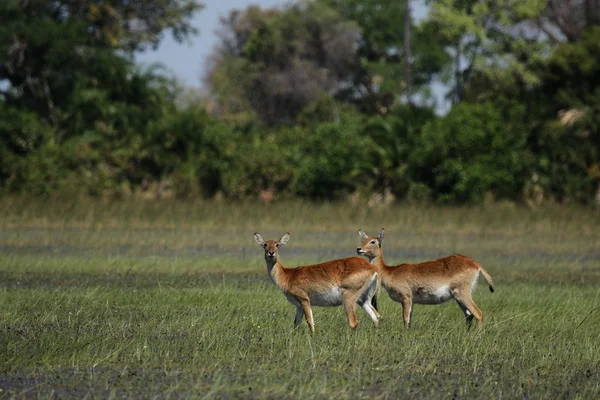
xmin=254 ymin=232 xmax=380 ymax=333
xmin=357 ymin=228 xmax=494 ymax=329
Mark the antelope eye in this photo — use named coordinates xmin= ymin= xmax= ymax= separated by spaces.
xmin=370 ymin=240 xmax=376 ymax=244
xmin=263 ymin=243 xmax=267 ymax=248
xmin=275 ymin=243 xmax=280 ymax=247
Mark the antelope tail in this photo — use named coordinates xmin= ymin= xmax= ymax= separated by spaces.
xmin=479 ymin=267 xmax=495 ymax=293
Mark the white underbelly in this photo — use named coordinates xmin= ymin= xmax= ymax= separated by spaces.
xmin=412 ymin=286 xmax=452 ymax=304
xmin=309 ymin=287 xmax=343 ymax=307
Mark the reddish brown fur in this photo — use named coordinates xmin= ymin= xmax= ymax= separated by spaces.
xmin=357 ymin=229 xmax=494 ymax=329
xmin=254 ymin=233 xmax=381 ymax=333
xmin=279 ymin=258 xmax=373 ymax=289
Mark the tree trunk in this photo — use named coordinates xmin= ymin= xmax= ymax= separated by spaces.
xmin=404 ymin=0 xmax=412 ymax=105
xmin=454 ymin=41 xmax=462 ymax=104
xmin=586 ymin=0 xmax=600 ymax=26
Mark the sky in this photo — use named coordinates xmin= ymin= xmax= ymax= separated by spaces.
xmin=135 ymin=0 xmax=292 ymax=88
xmin=135 ymin=0 xmax=448 ymax=112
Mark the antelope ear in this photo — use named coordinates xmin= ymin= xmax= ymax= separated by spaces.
xmin=254 ymin=233 xmax=265 ymax=246
xmin=278 ymin=232 xmax=290 ymax=246
xmin=378 ymin=228 xmax=385 ymax=243
xmin=358 ymin=229 xmax=368 ymax=240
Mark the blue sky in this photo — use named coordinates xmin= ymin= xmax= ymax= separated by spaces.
xmin=135 ymin=0 xmax=447 ymax=111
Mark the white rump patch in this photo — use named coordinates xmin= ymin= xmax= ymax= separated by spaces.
xmin=471 ymin=272 xmax=480 ymax=291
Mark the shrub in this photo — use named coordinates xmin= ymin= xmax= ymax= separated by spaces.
xmin=361 ymin=104 xmax=437 ymax=198
xmin=292 ymin=113 xmax=370 ymax=199
xmin=409 ymin=99 xmax=531 ymax=204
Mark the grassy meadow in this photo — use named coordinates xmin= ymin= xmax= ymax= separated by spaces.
xmin=0 ymin=197 xmax=599 ymax=399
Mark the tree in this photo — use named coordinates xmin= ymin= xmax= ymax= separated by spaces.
xmin=0 ymin=0 xmax=203 ymax=125
xmin=526 ymin=26 xmax=600 ymax=203
xmin=0 ymin=0 xmax=203 ymax=194
xmin=404 ymin=0 xmax=412 ymax=104
xmin=205 ymin=3 xmax=362 ymax=125
xmin=536 ymin=0 xmax=600 ymax=43
xmin=321 ymin=0 xmax=450 ymax=111
xmin=409 ymin=99 xmax=530 ymax=204
xmin=424 ymin=0 xmax=549 ymax=104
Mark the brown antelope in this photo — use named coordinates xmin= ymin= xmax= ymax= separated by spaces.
xmin=357 ymin=229 xmax=494 ymax=329
xmin=254 ymin=232 xmax=380 ymax=333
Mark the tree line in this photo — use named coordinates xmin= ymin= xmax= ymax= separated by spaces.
xmin=1 ymin=0 xmax=599 ymax=205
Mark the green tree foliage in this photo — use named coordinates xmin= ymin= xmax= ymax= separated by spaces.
xmin=409 ymin=99 xmax=530 ymax=203
xmin=293 ymin=113 xmax=370 ymax=198
xmin=425 ymin=0 xmax=549 ymax=103
xmin=321 ymin=0 xmax=450 ymax=111
xmin=205 ymin=3 xmax=362 ymax=125
xmin=361 ymin=104 xmax=435 ymax=197
xmin=2 ymin=64 xmax=182 ymax=195
xmin=206 ymin=1 xmax=451 ymax=121
xmin=0 ymin=0 xmax=202 ymax=123
xmin=1 ymin=0 xmax=599 ymax=205
xmin=425 ymin=0 xmax=600 ymax=105
xmin=526 ymin=26 xmax=600 ymax=203
xmin=0 ymin=0 xmax=202 ymax=194
xmin=417 ymin=1 xmax=600 ymax=204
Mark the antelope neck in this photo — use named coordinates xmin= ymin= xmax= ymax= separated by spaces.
xmin=369 ymin=251 xmax=387 ymax=270
xmin=265 ymin=258 xmax=286 ymax=288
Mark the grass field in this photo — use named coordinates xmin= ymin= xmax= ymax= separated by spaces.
xmin=1 ymin=197 xmax=599 ymax=399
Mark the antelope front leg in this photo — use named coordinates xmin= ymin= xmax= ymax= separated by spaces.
xmin=342 ymin=290 xmax=359 ymax=329
xmin=402 ymin=297 xmax=413 ymax=328
xmin=300 ymin=300 xmax=315 ymax=333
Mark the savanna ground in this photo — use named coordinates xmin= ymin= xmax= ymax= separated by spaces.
xmin=0 ymin=197 xmax=599 ymax=399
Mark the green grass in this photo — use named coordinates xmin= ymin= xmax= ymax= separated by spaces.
xmin=1 ymin=197 xmax=599 ymax=399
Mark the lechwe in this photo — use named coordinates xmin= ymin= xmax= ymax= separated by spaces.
xmin=254 ymin=232 xmax=380 ymax=333
xmin=357 ymin=229 xmax=494 ymax=329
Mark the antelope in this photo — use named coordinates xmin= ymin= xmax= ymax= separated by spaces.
xmin=357 ymin=228 xmax=494 ymax=329
xmin=254 ymin=232 xmax=380 ymax=333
